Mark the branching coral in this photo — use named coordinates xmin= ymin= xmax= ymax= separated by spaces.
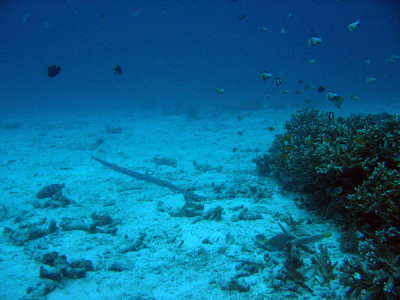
xmin=256 ymin=108 xmax=400 ymax=298
xmin=312 ymin=244 xmax=337 ymax=283
xmin=347 ymin=162 xmax=400 ymax=229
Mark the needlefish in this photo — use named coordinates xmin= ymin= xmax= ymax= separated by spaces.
xmin=90 ymin=155 xmax=205 ymax=201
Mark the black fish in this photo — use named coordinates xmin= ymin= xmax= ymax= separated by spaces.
xmin=48 ymin=65 xmax=61 ymax=78
xmin=327 ymin=112 xmax=335 ymax=120
xmin=36 ymin=183 xmax=65 ymax=199
xmin=113 ymin=65 xmax=122 ymax=76
xmin=273 ymin=77 xmax=282 ymax=86
xmin=318 ymin=86 xmax=325 ymax=93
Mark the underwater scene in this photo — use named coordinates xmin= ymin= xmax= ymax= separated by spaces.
xmin=1 ymin=0 xmax=400 ymax=299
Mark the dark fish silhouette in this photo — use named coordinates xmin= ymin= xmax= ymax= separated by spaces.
xmin=36 ymin=183 xmax=65 ymax=199
xmin=48 ymin=65 xmax=61 ymax=78
xmin=318 ymin=86 xmax=326 ymax=93
xmin=273 ymin=77 xmax=282 ymax=87
xmin=113 ymin=65 xmax=122 ymax=76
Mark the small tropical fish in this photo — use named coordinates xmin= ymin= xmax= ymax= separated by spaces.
xmin=267 ymin=126 xmax=275 ymax=131
xmin=308 ymin=59 xmax=316 ymax=65
xmin=347 ymin=20 xmax=360 ymax=32
xmin=366 ymin=77 xmax=376 ymax=83
xmin=318 ymin=86 xmax=326 ymax=93
xmin=259 ymin=26 xmax=268 ymax=32
xmin=327 ymin=112 xmax=335 ymax=120
xmin=350 ymin=94 xmax=359 ymax=101
xmin=326 ymin=92 xmax=338 ymax=100
xmin=304 ymin=84 xmax=315 ymax=90
xmin=282 ymin=89 xmax=289 ymax=94
xmin=273 ymin=77 xmax=283 ymax=86
xmin=308 ymin=36 xmax=322 ymax=46
xmin=326 ymin=92 xmax=343 ymax=108
xmin=215 ymin=87 xmax=224 ymax=95
xmin=48 ymin=65 xmax=61 ymax=78
xmin=260 ymin=71 xmax=272 ymax=80
xmin=113 ymin=65 xmax=122 ymax=76
xmin=386 ymin=54 xmax=399 ymax=63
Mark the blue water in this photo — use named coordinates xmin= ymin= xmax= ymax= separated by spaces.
xmin=1 ymin=1 xmax=400 ymax=299
xmin=1 ymin=0 xmax=399 ymax=114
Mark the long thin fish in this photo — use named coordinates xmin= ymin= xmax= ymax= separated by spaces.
xmin=91 ymin=155 xmax=205 ymax=201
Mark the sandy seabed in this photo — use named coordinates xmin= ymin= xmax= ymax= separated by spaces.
xmin=1 ymin=105 xmax=388 ymax=299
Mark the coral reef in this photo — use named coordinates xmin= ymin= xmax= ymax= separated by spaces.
xmin=312 ymin=244 xmax=337 ymax=283
xmin=255 ymin=107 xmax=400 ymax=298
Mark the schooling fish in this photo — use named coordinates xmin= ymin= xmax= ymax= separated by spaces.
xmin=348 ymin=20 xmax=360 ymax=32
xmin=273 ymin=77 xmax=283 ymax=86
xmin=260 ymin=71 xmax=272 ymax=80
xmin=215 ymin=87 xmax=224 ymax=95
xmin=327 ymin=112 xmax=335 ymax=120
xmin=48 ymin=65 xmax=61 ymax=78
xmin=308 ymin=35 xmax=322 ymax=46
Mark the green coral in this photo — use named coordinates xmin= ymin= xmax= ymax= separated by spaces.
xmin=347 ymin=162 xmax=400 ymax=229
xmin=255 ymin=108 xmax=400 ymax=216
xmin=255 ymin=107 xmax=400 ymax=298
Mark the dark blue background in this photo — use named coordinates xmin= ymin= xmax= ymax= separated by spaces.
xmin=1 ymin=0 xmax=399 ymax=114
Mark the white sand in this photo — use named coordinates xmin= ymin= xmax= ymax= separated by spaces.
xmin=0 ymin=107 xmax=371 ymax=299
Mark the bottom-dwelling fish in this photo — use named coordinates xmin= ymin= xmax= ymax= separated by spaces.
xmin=255 ymin=231 xmax=331 ymax=251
